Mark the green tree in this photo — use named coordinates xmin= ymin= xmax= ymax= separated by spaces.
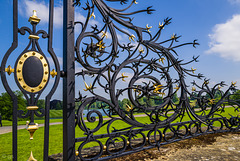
xmin=231 ymin=90 xmax=240 ymax=104
xmin=37 ymin=99 xmax=45 ymax=109
xmin=172 ymin=93 xmax=179 ymax=103
xmin=154 ymin=96 xmax=163 ymax=105
xmin=0 ymin=91 xmax=26 ymax=120
xmin=55 ymin=101 xmax=63 ymax=110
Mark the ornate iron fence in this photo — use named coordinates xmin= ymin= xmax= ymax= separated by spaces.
xmin=1 ymin=0 xmax=240 ymax=161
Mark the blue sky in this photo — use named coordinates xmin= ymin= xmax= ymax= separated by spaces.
xmin=1 ymin=0 xmax=240 ymax=99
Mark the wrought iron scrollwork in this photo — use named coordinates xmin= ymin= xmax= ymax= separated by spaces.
xmin=73 ymin=0 xmax=240 ymax=160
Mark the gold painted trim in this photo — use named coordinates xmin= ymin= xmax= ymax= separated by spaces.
xmin=16 ymin=51 xmax=49 ymax=93
xmin=5 ymin=65 xmax=14 ymax=75
xmin=29 ymin=35 xmax=39 ymax=40
xmin=27 ymin=124 xmax=39 ymax=140
xmin=28 ymin=151 xmax=37 ymax=161
xmin=26 ymin=106 xmax=39 ymax=110
xmin=50 ymin=69 xmax=57 ymax=78
xmin=75 ymin=151 xmax=79 ymax=156
xmin=28 ymin=10 xmax=40 ymax=24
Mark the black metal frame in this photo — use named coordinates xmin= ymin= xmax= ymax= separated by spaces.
xmin=1 ymin=0 xmax=240 ymax=161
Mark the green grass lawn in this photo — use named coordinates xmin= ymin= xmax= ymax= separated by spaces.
xmin=0 ymin=107 xmax=239 ymax=160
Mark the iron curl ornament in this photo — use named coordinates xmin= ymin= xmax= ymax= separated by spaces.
xmin=73 ymin=0 xmax=240 ymax=160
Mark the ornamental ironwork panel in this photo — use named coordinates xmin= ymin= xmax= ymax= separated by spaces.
xmin=72 ymin=0 xmax=240 ymax=160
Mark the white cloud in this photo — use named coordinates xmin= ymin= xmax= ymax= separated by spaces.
xmin=228 ymin=0 xmax=240 ymax=4
xmin=19 ymin=0 xmax=63 ymax=27
xmin=206 ymin=14 xmax=240 ymax=61
xmin=47 ymin=56 xmax=63 ymax=67
xmin=19 ymin=0 xmax=98 ymax=28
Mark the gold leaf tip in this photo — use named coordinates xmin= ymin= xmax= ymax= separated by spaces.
xmin=28 ymin=151 xmax=37 ymax=161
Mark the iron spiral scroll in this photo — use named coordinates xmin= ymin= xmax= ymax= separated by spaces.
xmin=73 ymin=0 xmax=240 ymax=160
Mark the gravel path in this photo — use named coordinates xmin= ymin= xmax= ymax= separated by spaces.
xmin=110 ymin=132 xmax=240 ymax=161
xmin=0 ymin=114 xmax=148 ymax=135
xmin=0 ymin=122 xmax=62 ymax=135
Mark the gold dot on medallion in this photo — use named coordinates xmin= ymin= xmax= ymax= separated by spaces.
xmin=17 ymin=69 xmax=21 ymax=73
xmin=44 ymin=64 xmax=48 ymax=67
xmin=40 ymin=56 xmax=43 ymax=60
xmin=39 ymin=86 xmax=42 ymax=89
xmin=23 ymin=85 xmax=26 ymax=88
xmin=32 ymin=52 xmax=36 ymax=56
xmin=31 ymin=89 xmax=35 ymax=92
xmin=19 ymin=61 xmax=23 ymax=64
xmin=75 ymin=151 xmax=79 ymax=156
xmin=18 ymin=78 xmax=22 ymax=81
xmin=43 ymin=79 xmax=47 ymax=82
xmin=24 ymin=54 xmax=28 ymax=58
xmin=103 ymin=145 xmax=107 ymax=150
xmin=45 ymin=71 xmax=48 ymax=75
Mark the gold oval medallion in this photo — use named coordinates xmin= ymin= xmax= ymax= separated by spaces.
xmin=16 ymin=51 xmax=49 ymax=93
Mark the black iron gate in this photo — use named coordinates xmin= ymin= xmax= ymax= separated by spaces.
xmin=1 ymin=0 xmax=240 ymax=161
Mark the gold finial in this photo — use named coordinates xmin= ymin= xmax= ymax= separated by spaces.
xmin=27 ymin=123 xmax=38 ymax=140
xmin=171 ymin=33 xmax=176 ymax=39
xmin=129 ymin=34 xmax=135 ymax=42
xmin=174 ymin=85 xmax=180 ymax=91
xmin=50 ymin=69 xmax=58 ymax=78
xmin=126 ymin=104 xmax=133 ymax=112
xmin=191 ymin=67 xmax=196 ymax=74
xmin=32 ymin=10 xmax=37 ymax=18
xmin=159 ymin=22 xmax=164 ymax=29
xmin=139 ymin=47 xmax=144 ymax=54
xmin=204 ymin=80 xmax=209 ymax=85
xmin=232 ymin=81 xmax=237 ymax=87
xmin=89 ymin=12 xmax=96 ymax=19
xmin=121 ymin=73 xmax=128 ymax=81
xmin=218 ymin=86 xmax=222 ymax=90
xmin=29 ymin=10 xmax=41 ymax=24
xmin=83 ymin=81 xmax=95 ymax=91
xmin=96 ymin=40 xmax=106 ymax=51
xmin=153 ymin=84 xmax=165 ymax=95
xmin=134 ymin=86 xmax=142 ymax=96
xmin=146 ymin=24 xmax=152 ymax=32
xmin=159 ymin=57 xmax=165 ymax=64
xmin=208 ymin=99 xmax=215 ymax=105
xmin=192 ymin=87 xmax=196 ymax=92
xmin=28 ymin=151 xmax=37 ymax=161
xmin=5 ymin=65 xmax=14 ymax=75
xmin=133 ymin=0 xmax=138 ymax=4
xmin=101 ymin=31 xmax=108 ymax=38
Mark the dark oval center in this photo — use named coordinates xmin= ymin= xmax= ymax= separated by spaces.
xmin=22 ymin=56 xmax=44 ymax=87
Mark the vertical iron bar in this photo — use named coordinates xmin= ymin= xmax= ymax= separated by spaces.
xmin=63 ymin=0 xmax=75 ymax=160
xmin=12 ymin=0 xmax=18 ymax=160
xmin=43 ymin=0 xmax=54 ymax=160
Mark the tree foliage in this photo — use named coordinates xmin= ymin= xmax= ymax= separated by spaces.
xmin=0 ymin=91 xmax=26 ymax=120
